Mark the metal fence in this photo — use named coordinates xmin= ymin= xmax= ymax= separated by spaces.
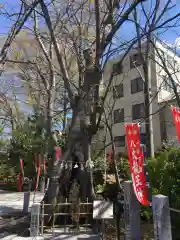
xmin=30 ymin=181 xmax=180 ymax=239
xmin=39 ymin=199 xmax=93 ymax=235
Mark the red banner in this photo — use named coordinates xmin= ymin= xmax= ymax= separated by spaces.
xmin=37 ymin=154 xmax=41 ymax=177
xmin=19 ymin=159 xmax=23 ymax=169
xmin=17 ymin=174 xmax=23 ymax=192
xmin=107 ymin=152 xmax=113 ymax=164
xmin=55 ymin=146 xmax=62 ymax=161
xmin=171 ymin=106 xmax=180 ymax=142
xmin=125 ymin=123 xmax=149 ymax=206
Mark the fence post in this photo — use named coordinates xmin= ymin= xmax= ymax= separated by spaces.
xmin=45 ymin=178 xmax=50 ymax=192
xmin=23 ymin=191 xmax=30 ymax=214
xmin=40 ymin=177 xmax=45 ymax=193
xmin=124 ymin=180 xmax=141 ymax=240
xmin=30 ymin=202 xmax=40 ymax=237
xmin=152 ymin=194 xmax=172 ymax=240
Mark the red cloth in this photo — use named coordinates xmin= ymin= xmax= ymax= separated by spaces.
xmin=19 ymin=159 xmax=23 ymax=169
xmin=107 ymin=152 xmax=113 ymax=164
xmin=125 ymin=123 xmax=149 ymax=206
xmin=17 ymin=174 xmax=23 ymax=192
xmin=37 ymin=155 xmax=41 ymax=177
xmin=171 ymin=106 xmax=180 ymax=142
xmin=55 ymin=146 xmax=62 ymax=161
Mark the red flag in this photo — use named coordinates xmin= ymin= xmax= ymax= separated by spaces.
xmin=37 ymin=154 xmax=41 ymax=177
xmin=107 ymin=152 xmax=113 ymax=164
xmin=125 ymin=123 xmax=149 ymax=206
xmin=34 ymin=153 xmax=37 ymax=171
xmin=19 ymin=159 xmax=23 ymax=169
xmin=171 ymin=106 xmax=180 ymax=142
xmin=55 ymin=146 xmax=62 ymax=161
xmin=17 ymin=174 xmax=23 ymax=192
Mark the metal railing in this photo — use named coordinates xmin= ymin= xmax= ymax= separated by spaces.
xmin=39 ymin=198 xmax=93 ymax=235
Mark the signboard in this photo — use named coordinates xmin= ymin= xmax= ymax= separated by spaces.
xmin=93 ymin=200 xmax=113 ymax=219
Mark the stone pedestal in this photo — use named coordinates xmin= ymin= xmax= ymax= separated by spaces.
xmin=23 ymin=192 xmax=30 ymax=213
xmin=152 ymin=194 xmax=172 ymax=240
xmin=124 ymin=181 xmax=141 ymax=240
xmin=30 ymin=203 xmax=40 ymax=237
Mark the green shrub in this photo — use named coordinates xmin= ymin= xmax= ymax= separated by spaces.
xmin=148 ymin=148 xmax=180 ymax=237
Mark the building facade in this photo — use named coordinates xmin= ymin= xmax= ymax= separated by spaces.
xmin=104 ymin=40 xmax=180 ymax=153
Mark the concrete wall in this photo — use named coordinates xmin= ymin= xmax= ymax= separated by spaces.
xmin=104 ymin=43 xmax=162 ymax=153
xmin=155 ymin=41 xmax=180 ymax=103
xmin=160 ymin=100 xmax=179 ymax=147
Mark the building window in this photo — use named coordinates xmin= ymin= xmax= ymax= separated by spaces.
xmin=113 ymin=61 xmax=123 ymax=75
xmin=113 ymin=84 xmax=124 ymax=99
xmin=114 ymin=136 xmax=125 ymax=147
xmin=130 ymin=53 xmax=143 ymax=69
xmin=131 ymin=77 xmax=144 ymax=94
xmin=113 ymin=108 xmax=124 ymax=124
xmin=132 ymin=103 xmax=145 ymax=120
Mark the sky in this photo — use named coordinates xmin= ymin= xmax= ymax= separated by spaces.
xmin=0 ymin=0 xmax=180 ymax=44
xmin=0 ymin=0 xmax=179 ymax=55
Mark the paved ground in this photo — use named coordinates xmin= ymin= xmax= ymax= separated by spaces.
xmin=0 ymin=232 xmax=101 ymax=239
xmin=0 ymin=190 xmax=44 ymax=216
xmin=0 ymin=191 xmax=101 ymax=239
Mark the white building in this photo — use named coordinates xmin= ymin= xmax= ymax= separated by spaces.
xmin=103 ymin=39 xmax=180 ymax=153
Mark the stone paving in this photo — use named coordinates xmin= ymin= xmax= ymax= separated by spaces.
xmin=0 ymin=233 xmax=101 ymax=240
xmin=0 ymin=190 xmax=44 ymax=216
xmin=0 ymin=191 xmax=101 ymax=239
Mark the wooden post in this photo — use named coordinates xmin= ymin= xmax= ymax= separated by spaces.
xmin=41 ymin=201 xmax=44 ymax=235
xmin=152 ymin=194 xmax=172 ymax=240
xmin=30 ymin=203 xmax=40 ymax=237
xmin=23 ymin=191 xmax=30 ymax=214
xmin=124 ymin=180 xmax=141 ymax=240
xmin=45 ymin=178 xmax=50 ymax=192
xmin=40 ymin=177 xmax=45 ymax=193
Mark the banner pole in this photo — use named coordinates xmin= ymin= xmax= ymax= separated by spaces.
xmin=139 ymin=123 xmax=152 ymax=205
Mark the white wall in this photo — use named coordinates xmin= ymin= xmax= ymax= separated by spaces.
xmin=160 ymin=100 xmax=179 ymax=147
xmin=154 ymin=41 xmax=180 ymax=103
xmin=104 ymin=45 xmax=162 ymax=153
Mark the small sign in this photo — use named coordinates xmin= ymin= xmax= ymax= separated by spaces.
xmin=93 ymin=200 xmax=113 ymax=219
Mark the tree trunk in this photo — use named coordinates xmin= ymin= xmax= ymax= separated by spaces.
xmin=43 ymin=50 xmax=101 ymax=226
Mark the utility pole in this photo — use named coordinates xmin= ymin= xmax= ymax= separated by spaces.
xmin=148 ymin=58 xmax=155 ymax=158
xmin=143 ymin=48 xmax=155 ymax=158
xmin=136 ymin=42 xmax=155 ymax=158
